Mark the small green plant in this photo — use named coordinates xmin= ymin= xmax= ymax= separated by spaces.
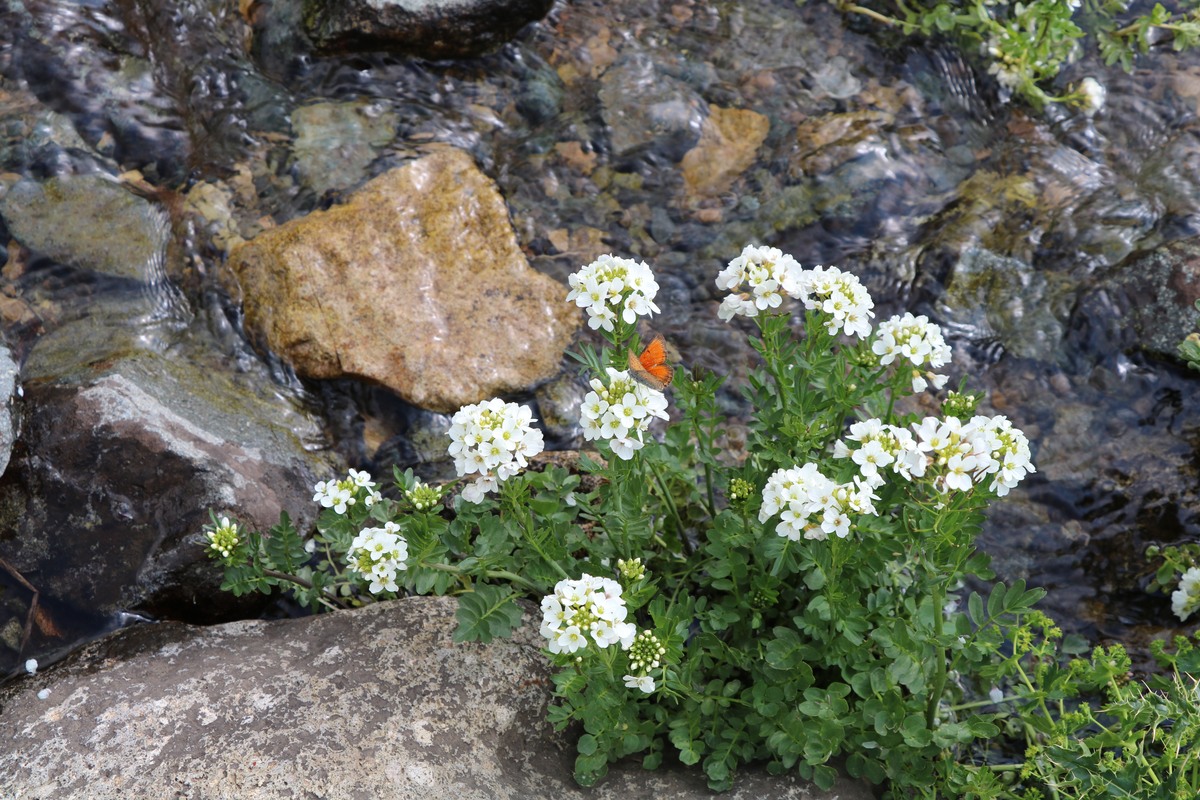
xmin=816 ymin=0 xmax=1200 ymax=112
xmin=1178 ymin=300 xmax=1200 ymax=371
xmin=206 ymin=246 xmax=1199 ymax=797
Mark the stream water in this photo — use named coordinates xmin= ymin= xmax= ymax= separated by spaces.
xmin=2 ymin=0 xmax=1200 ymax=670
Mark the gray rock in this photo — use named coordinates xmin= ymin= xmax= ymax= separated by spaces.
xmin=1071 ymin=237 xmax=1200 ymax=360
xmin=0 ymin=343 xmax=17 ymax=479
xmin=303 ymin=0 xmax=556 ymax=59
xmin=0 ymin=596 xmax=872 ymax=800
xmin=292 ymin=99 xmax=400 ymax=195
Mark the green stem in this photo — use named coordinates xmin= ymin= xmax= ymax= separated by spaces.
xmin=925 ymin=579 xmax=949 ymax=729
xmin=702 ymin=462 xmax=717 ymax=520
xmin=840 ymin=1 xmax=910 ymax=30
xmin=648 ymin=458 xmax=692 ymax=556
xmin=422 ymin=561 xmax=542 ymax=593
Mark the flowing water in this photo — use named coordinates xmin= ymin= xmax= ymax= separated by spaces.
xmin=2 ymin=0 xmax=1200 ymax=669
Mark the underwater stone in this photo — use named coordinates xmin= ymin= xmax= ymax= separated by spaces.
xmin=0 ymin=175 xmax=168 ymax=282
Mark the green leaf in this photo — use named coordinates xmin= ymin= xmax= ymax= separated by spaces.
xmin=453 ymin=585 xmax=523 ymax=643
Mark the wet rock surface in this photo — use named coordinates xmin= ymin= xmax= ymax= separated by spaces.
xmin=0 ymin=174 xmax=169 ymax=282
xmin=0 ymin=596 xmax=871 ymax=800
xmin=301 ymin=0 xmax=557 ymax=58
xmin=0 ymin=341 xmax=336 ymax=641
xmin=227 ymin=145 xmax=580 ymax=413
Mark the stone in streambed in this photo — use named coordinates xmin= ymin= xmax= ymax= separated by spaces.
xmin=227 ymin=145 xmax=580 ymax=414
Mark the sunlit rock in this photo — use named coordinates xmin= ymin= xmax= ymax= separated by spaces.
xmin=227 ymin=145 xmax=580 ymax=413
xmin=302 ymin=0 xmax=556 ymax=59
xmin=0 ymin=596 xmax=873 ymax=800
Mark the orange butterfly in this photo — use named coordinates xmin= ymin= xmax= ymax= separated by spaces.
xmin=627 ymin=333 xmax=674 ymax=392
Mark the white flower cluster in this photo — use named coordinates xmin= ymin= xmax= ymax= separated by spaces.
xmin=313 ymin=468 xmax=381 ymax=515
xmin=448 ymin=399 xmax=545 ymax=503
xmin=539 ymin=574 xmax=636 ymax=655
xmin=714 ymin=245 xmax=803 ymax=321
xmin=714 ymin=248 xmax=875 ymax=338
xmin=872 ymin=312 xmax=953 ymax=393
xmin=833 ymin=419 xmax=923 ymax=488
xmin=566 ymin=254 xmax=660 ymax=332
xmin=347 ymin=522 xmax=408 ymax=594
xmin=795 ymin=264 xmax=875 ymax=339
xmin=759 ymin=463 xmax=879 ymax=541
xmin=1171 ymin=566 xmax=1200 ymax=621
xmin=580 ymin=368 xmax=671 ymax=459
xmin=834 ymin=415 xmax=1035 ymax=496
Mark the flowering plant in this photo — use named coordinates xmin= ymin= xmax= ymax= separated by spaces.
xmin=206 ymin=248 xmax=1200 ymax=797
xmin=822 ymin=0 xmax=1200 ymax=112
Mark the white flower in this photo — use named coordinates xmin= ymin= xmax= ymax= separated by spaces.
xmin=24 ymin=659 xmax=37 ymax=675
xmin=872 ymin=313 xmax=952 ymax=391
xmin=1171 ymin=566 xmax=1200 ymax=621
xmin=313 ymin=471 xmax=377 ymax=516
xmin=623 ymin=674 xmax=656 ymax=693
xmin=578 ymin=368 xmax=670 ymax=460
xmin=540 ymin=574 xmax=637 ymax=654
xmin=714 ymin=245 xmax=803 ymax=320
xmin=904 ymin=415 xmax=1034 ymax=495
xmin=448 ymin=399 xmax=544 ymax=503
xmin=835 ymin=419 xmax=922 ymax=487
xmin=795 ymin=265 xmax=875 ymax=338
xmin=1077 ymin=77 xmax=1105 ymax=117
xmin=347 ymin=524 xmax=409 ymax=595
xmin=760 ymin=464 xmax=878 ymax=541
xmin=37 ymin=689 xmax=50 ymax=700
xmin=566 ymin=254 xmax=660 ymax=331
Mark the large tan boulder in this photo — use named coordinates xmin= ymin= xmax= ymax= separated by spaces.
xmin=228 ymin=146 xmax=580 ymax=413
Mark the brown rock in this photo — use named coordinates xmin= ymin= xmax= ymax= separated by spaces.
xmin=681 ymin=105 xmax=770 ymax=198
xmin=228 ymin=146 xmax=580 ymax=413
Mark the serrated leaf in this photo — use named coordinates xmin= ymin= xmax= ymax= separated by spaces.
xmin=453 ymin=585 xmax=523 ymax=643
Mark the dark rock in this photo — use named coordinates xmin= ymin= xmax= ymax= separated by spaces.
xmin=0 ymin=341 xmax=338 ymax=651
xmin=1069 ymin=238 xmax=1200 ymax=362
xmin=302 ymin=0 xmax=556 ymax=59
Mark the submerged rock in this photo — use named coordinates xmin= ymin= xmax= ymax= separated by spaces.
xmin=227 ymin=145 xmax=580 ymax=413
xmin=598 ymin=50 xmax=706 ymax=162
xmin=681 ymin=105 xmax=770 ymax=200
xmin=0 ymin=174 xmax=169 ymax=283
xmin=302 ymin=0 xmax=556 ymax=59
xmin=291 ymin=99 xmax=400 ymax=195
xmin=0 ymin=596 xmax=872 ymax=800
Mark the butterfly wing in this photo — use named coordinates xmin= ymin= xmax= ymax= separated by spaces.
xmin=627 ymin=334 xmax=673 ymax=391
